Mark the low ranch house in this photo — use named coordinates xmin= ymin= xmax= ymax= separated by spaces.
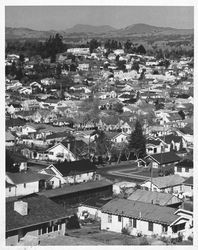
xmin=141 ymin=175 xmax=185 ymax=194
xmin=137 ymin=151 xmax=181 ymax=169
xmin=6 ymin=194 xmax=71 ymax=246
xmin=101 ymin=198 xmax=191 ymax=238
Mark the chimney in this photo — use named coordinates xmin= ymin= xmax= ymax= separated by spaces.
xmin=67 ymin=143 xmax=70 ymax=151
xmin=14 ymin=201 xmax=28 ymax=216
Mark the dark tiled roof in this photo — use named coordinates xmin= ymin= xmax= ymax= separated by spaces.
xmin=46 ymin=132 xmax=70 ymax=140
xmin=54 ymin=159 xmax=97 ymax=176
xmin=175 ymin=159 xmax=193 ymax=169
xmin=128 ymin=189 xmax=182 ymax=206
xmin=146 ymin=151 xmax=181 ymax=165
xmin=183 ymin=176 xmax=193 ymax=186
xmin=159 ymin=134 xmax=182 ymax=144
xmin=146 ymin=139 xmax=162 ymax=146
xmin=101 ymin=198 xmax=179 ymax=225
xmin=6 ymin=171 xmax=53 ymax=185
xmin=39 ymin=179 xmax=113 ymax=198
xmin=6 ymin=194 xmax=71 ymax=232
xmin=80 ymin=197 xmax=112 ymax=208
xmin=6 ymin=118 xmax=27 ymax=128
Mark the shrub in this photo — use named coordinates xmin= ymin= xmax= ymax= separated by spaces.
xmin=188 ymin=235 xmax=193 ymax=242
xmin=121 ymin=227 xmax=130 ymax=235
xmin=66 ymin=213 xmax=80 ymax=229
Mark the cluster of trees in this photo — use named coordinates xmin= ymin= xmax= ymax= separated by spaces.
xmin=104 ymin=39 xmax=122 ymax=50
xmin=6 ymin=33 xmax=68 ymax=61
xmin=124 ymin=40 xmax=146 ymax=55
xmin=89 ymin=39 xmax=101 ymax=53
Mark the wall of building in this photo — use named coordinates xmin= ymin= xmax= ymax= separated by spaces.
xmin=174 ymin=166 xmax=193 ymax=178
xmin=15 ymin=182 xmax=39 ymax=196
xmin=6 ymin=186 xmax=16 ymax=197
xmin=101 ymin=213 xmax=173 ymax=236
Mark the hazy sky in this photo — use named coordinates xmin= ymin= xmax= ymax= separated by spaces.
xmin=5 ymin=6 xmax=194 ymax=30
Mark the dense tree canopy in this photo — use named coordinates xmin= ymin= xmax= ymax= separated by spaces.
xmin=128 ymin=120 xmax=146 ymax=159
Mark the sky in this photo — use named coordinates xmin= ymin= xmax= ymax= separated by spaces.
xmin=5 ymin=6 xmax=194 ymax=31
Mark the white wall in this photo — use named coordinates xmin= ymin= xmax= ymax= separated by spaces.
xmin=101 ymin=213 xmax=173 ymax=237
xmin=174 ymin=166 xmax=193 ymax=178
xmin=6 ymin=186 xmax=16 ymax=197
xmin=47 ymin=144 xmax=76 ymax=162
xmin=15 ymin=182 xmax=39 ymax=196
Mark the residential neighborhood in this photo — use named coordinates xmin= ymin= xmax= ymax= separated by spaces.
xmin=5 ymin=5 xmax=194 ymax=246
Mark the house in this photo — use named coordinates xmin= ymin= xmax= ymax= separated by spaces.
xmin=128 ymin=189 xmax=182 ymax=208
xmin=101 ymin=198 xmax=188 ymax=237
xmin=174 ymin=159 xmax=193 ymax=178
xmin=159 ymin=134 xmax=186 ymax=151
xmin=182 ymin=177 xmax=193 ymax=198
xmin=32 ymin=109 xmax=57 ymax=124
xmin=40 ymin=159 xmax=97 ymax=185
xmin=6 ymin=194 xmax=71 ymax=246
xmin=141 ymin=175 xmax=185 ymax=194
xmin=78 ymin=63 xmax=90 ymax=71
xmin=6 ymin=171 xmax=55 ymax=197
xmin=21 ymin=99 xmax=40 ymax=111
xmin=146 ymin=138 xmax=167 ymax=155
xmin=6 ymin=131 xmax=16 ymax=147
xmin=45 ymin=141 xmax=76 ymax=162
xmin=139 ymin=151 xmax=181 ymax=169
xmin=105 ymin=131 xmax=128 ymax=144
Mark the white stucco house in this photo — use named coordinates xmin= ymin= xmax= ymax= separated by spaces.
xmin=101 ymin=198 xmax=191 ymax=238
xmin=6 ymin=171 xmax=54 ymax=197
xmin=141 ymin=175 xmax=185 ymax=195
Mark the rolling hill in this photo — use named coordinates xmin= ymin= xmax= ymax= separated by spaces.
xmin=5 ymin=23 xmax=193 ymax=40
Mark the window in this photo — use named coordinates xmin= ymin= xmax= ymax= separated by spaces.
xmin=129 ymin=218 xmax=132 ymax=227
xmin=177 ymin=167 xmax=182 ymax=172
xmin=24 ymin=183 xmax=26 ymax=188
xmin=185 ymin=168 xmax=189 ymax=173
xmin=42 ymin=227 xmax=47 ymax=234
xmin=108 ymin=214 xmax=112 ymax=223
xmin=48 ymin=226 xmax=52 ymax=233
xmin=9 ymin=187 xmax=11 ymax=192
xmin=148 ymin=222 xmax=153 ymax=231
xmin=54 ymin=224 xmax=58 ymax=231
xmin=118 ymin=215 xmax=122 ymax=222
xmin=133 ymin=219 xmax=137 ymax=228
xmin=154 ymin=148 xmax=157 ymax=153
xmin=162 ymin=225 xmax=168 ymax=233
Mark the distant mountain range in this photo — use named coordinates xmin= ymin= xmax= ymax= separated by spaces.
xmin=5 ymin=23 xmax=194 ymax=39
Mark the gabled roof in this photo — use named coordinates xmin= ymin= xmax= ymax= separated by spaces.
xmin=128 ymin=189 xmax=182 ymax=206
xmin=183 ymin=176 xmax=193 ymax=186
xmin=39 ymin=179 xmax=113 ymax=198
xmin=53 ymin=159 xmax=97 ymax=177
xmin=146 ymin=138 xmax=162 ymax=146
xmin=159 ymin=134 xmax=182 ymax=144
xmin=6 ymin=118 xmax=27 ymax=128
xmin=175 ymin=159 xmax=193 ymax=169
xmin=6 ymin=194 xmax=71 ymax=232
xmin=144 ymin=175 xmax=185 ymax=189
xmin=101 ymin=198 xmax=179 ymax=225
xmin=6 ymin=171 xmax=52 ymax=185
xmin=146 ymin=151 xmax=181 ymax=165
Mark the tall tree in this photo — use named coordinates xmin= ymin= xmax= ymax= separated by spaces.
xmin=128 ymin=120 xmax=146 ymax=159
